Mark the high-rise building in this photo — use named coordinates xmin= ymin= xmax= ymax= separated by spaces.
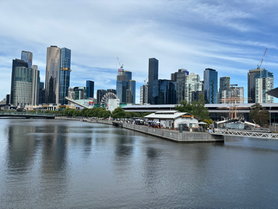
xmin=184 ymin=73 xmax=203 ymax=103
xmin=86 ymin=80 xmax=94 ymax=98
xmin=31 ymin=65 xmax=40 ymax=105
xmin=39 ymin=82 xmax=45 ymax=104
xmin=116 ymin=70 xmax=127 ymax=103
xmin=45 ymin=46 xmax=61 ymax=104
xmin=125 ymin=71 xmax=132 ymax=89
xmin=127 ymin=80 xmax=136 ymax=103
xmin=171 ymin=69 xmax=188 ymax=103
xmin=21 ymin=51 xmax=33 ymax=68
xmin=154 ymin=79 xmax=176 ymax=104
xmin=255 ymin=69 xmax=273 ymax=103
xmin=219 ymin=76 xmax=230 ymax=103
xmin=59 ymin=48 xmax=71 ymax=105
xmin=13 ymin=67 xmax=33 ymax=106
xmin=140 ymin=85 xmax=148 ymax=104
xmin=204 ymin=68 xmax=218 ymax=104
xmin=10 ymin=59 xmax=28 ymax=105
xmin=97 ymin=89 xmax=107 ymax=104
xmin=248 ymin=68 xmax=273 ymax=103
xmin=148 ymin=58 xmax=158 ymax=104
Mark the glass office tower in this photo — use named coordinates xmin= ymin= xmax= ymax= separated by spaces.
xmin=13 ymin=67 xmax=33 ymax=106
xmin=148 ymin=58 xmax=158 ymax=104
xmin=10 ymin=59 xmax=28 ymax=105
xmin=21 ymin=51 xmax=33 ymax=68
xmin=86 ymin=80 xmax=94 ymax=98
xmin=204 ymin=68 xmax=218 ymax=104
xmin=116 ymin=71 xmax=127 ymax=103
xmin=128 ymin=80 xmax=136 ymax=104
xmin=45 ymin=46 xmax=61 ymax=104
xmin=59 ymin=48 xmax=71 ymax=105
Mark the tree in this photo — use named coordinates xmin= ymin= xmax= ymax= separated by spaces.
xmin=112 ymin=107 xmax=126 ymax=118
xmin=250 ymin=103 xmax=269 ymax=126
xmin=191 ymin=93 xmax=210 ymax=120
xmin=175 ymin=100 xmax=193 ymax=113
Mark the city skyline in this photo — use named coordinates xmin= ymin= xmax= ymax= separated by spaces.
xmin=1 ymin=1 xmax=278 ymax=103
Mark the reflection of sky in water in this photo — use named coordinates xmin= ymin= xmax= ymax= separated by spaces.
xmin=0 ymin=119 xmax=278 ymax=208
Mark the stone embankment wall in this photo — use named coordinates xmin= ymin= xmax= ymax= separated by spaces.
xmin=57 ymin=117 xmax=224 ymax=143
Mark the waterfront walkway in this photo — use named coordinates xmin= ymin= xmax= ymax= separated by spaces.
xmin=59 ymin=117 xmax=224 ymax=143
xmin=212 ymin=128 xmax=278 ymax=139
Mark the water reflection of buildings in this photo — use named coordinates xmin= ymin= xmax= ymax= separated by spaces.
xmin=7 ymin=124 xmax=38 ymax=173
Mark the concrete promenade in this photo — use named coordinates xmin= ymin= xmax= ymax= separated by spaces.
xmin=58 ymin=117 xmax=224 ymax=143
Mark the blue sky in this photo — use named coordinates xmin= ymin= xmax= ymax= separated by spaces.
xmin=1 ymin=0 xmax=278 ymax=103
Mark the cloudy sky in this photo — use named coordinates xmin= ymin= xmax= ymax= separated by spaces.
xmin=1 ymin=0 xmax=278 ymax=103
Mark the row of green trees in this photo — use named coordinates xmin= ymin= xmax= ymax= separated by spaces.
xmin=49 ymin=107 xmax=150 ymax=119
xmin=250 ymin=103 xmax=269 ymax=127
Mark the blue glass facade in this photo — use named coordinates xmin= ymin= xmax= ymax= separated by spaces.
xmin=153 ymin=79 xmax=176 ymax=104
xmin=129 ymin=80 xmax=136 ymax=104
xmin=125 ymin=71 xmax=132 ymax=89
xmin=204 ymin=68 xmax=218 ymax=104
xmin=116 ymin=80 xmax=127 ymax=103
xmin=148 ymin=58 xmax=159 ymax=104
xmin=86 ymin=80 xmax=94 ymax=98
xmin=59 ymin=48 xmax=71 ymax=105
xmin=21 ymin=51 xmax=33 ymax=68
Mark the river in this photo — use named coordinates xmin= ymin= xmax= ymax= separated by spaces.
xmin=0 ymin=118 xmax=278 ymax=208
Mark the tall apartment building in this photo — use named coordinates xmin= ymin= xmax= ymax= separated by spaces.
xmin=204 ymin=68 xmax=218 ymax=104
xmin=31 ymin=65 xmax=40 ymax=105
xmin=13 ymin=67 xmax=33 ymax=106
xmin=140 ymin=85 xmax=148 ymax=104
xmin=45 ymin=46 xmax=61 ymax=104
xmin=171 ymin=69 xmax=188 ymax=103
xmin=10 ymin=59 xmax=28 ymax=105
xmin=184 ymin=73 xmax=203 ymax=103
xmin=59 ymin=48 xmax=71 ymax=105
xmin=248 ymin=68 xmax=273 ymax=103
xmin=219 ymin=76 xmax=230 ymax=103
xmin=148 ymin=58 xmax=158 ymax=104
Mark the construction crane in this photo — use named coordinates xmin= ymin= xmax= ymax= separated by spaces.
xmin=144 ymin=78 xmax=148 ymax=85
xmin=116 ymin=57 xmax=124 ymax=70
xmin=257 ymin=48 xmax=267 ymax=69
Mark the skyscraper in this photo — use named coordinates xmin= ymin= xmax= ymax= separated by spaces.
xmin=184 ymin=73 xmax=203 ymax=103
xmin=31 ymin=65 xmax=40 ymax=105
xmin=127 ymin=80 xmax=136 ymax=103
xmin=219 ymin=76 xmax=230 ymax=103
xmin=10 ymin=59 xmax=28 ymax=105
xmin=171 ymin=69 xmax=188 ymax=103
xmin=204 ymin=68 xmax=218 ymax=104
xmin=154 ymin=79 xmax=176 ymax=104
xmin=116 ymin=70 xmax=127 ymax=103
xmin=148 ymin=58 xmax=158 ymax=104
xmin=39 ymin=82 xmax=45 ymax=104
xmin=59 ymin=48 xmax=71 ymax=105
xmin=140 ymin=85 xmax=148 ymax=104
xmin=86 ymin=80 xmax=94 ymax=98
xmin=13 ymin=67 xmax=33 ymax=106
xmin=21 ymin=51 xmax=33 ymax=68
xmin=248 ymin=68 xmax=273 ymax=103
xmin=45 ymin=46 xmax=61 ymax=104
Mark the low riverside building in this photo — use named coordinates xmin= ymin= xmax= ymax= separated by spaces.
xmin=144 ymin=110 xmax=199 ymax=130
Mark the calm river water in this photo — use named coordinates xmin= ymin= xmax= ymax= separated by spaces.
xmin=1 ymin=119 xmax=278 ymax=208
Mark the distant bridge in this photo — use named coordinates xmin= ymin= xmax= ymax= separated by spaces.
xmin=0 ymin=112 xmax=56 ymax=119
xmin=212 ymin=129 xmax=278 ymax=140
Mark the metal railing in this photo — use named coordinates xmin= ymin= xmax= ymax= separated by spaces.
xmin=212 ymin=129 xmax=278 ymax=139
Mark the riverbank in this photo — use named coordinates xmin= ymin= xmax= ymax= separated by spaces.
xmin=57 ymin=117 xmax=224 ymax=143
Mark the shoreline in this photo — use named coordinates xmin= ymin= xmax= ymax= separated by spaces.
xmin=56 ymin=117 xmax=224 ymax=143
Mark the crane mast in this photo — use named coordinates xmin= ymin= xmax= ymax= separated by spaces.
xmin=257 ymin=48 xmax=267 ymax=69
